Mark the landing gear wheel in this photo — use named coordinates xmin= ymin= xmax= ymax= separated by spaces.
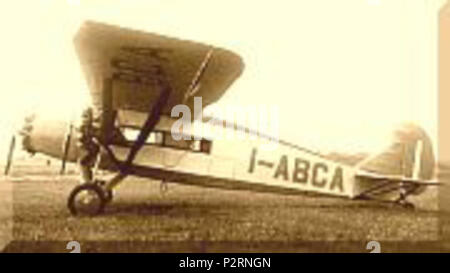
xmin=93 ymin=179 xmax=113 ymax=203
xmin=103 ymin=189 xmax=114 ymax=203
xmin=68 ymin=183 xmax=106 ymax=216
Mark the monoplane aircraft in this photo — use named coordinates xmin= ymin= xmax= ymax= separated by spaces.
xmin=4 ymin=21 xmax=439 ymax=216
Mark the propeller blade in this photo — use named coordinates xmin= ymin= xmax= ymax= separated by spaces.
xmin=4 ymin=135 xmax=16 ymax=175
xmin=60 ymin=124 xmax=73 ymax=175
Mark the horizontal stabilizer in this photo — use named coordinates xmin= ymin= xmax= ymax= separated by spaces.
xmin=356 ymin=170 xmax=439 ymax=186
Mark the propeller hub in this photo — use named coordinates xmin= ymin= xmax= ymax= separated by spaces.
xmin=19 ymin=113 xmax=36 ymax=154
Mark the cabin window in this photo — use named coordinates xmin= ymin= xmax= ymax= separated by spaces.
xmin=123 ymin=128 xmax=139 ymax=142
xmin=123 ymin=128 xmax=163 ymax=145
xmin=148 ymin=131 xmax=164 ymax=144
xmin=163 ymin=133 xmax=212 ymax=154
xmin=164 ymin=133 xmax=193 ymax=150
xmin=190 ymin=140 xmax=201 ymax=151
xmin=121 ymin=128 xmax=211 ymax=153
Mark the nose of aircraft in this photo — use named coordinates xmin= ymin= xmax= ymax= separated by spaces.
xmin=16 ymin=111 xmax=76 ymax=163
xmin=3 ymin=113 xmax=37 ymax=175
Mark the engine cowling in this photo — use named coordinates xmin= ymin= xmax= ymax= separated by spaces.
xmin=20 ymin=113 xmax=79 ymax=163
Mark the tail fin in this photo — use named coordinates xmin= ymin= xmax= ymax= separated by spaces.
xmin=357 ymin=123 xmax=435 ymax=180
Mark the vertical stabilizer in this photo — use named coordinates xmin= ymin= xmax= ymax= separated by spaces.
xmin=356 ymin=123 xmax=435 ymax=181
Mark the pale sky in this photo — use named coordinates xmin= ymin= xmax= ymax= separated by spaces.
xmin=0 ymin=0 xmax=446 ymax=156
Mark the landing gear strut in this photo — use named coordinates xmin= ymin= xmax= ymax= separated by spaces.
xmin=93 ymin=180 xmax=114 ymax=203
xmin=67 ymin=72 xmax=171 ymax=216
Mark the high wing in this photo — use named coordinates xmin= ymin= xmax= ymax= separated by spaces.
xmin=74 ymin=21 xmax=244 ymax=117
xmin=72 ymin=21 xmax=245 ymax=189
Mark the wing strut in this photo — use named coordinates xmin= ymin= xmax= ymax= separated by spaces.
xmin=183 ymin=48 xmax=214 ymax=103
xmin=122 ymin=74 xmax=171 ymax=172
xmin=95 ymin=69 xmax=172 ymax=193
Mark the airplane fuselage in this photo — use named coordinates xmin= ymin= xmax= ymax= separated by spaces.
xmin=22 ymin=111 xmax=359 ymax=199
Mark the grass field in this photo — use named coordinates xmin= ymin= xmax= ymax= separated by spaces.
xmin=1 ymin=155 xmax=449 ymax=252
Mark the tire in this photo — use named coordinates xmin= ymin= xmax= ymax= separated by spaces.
xmin=67 ymin=183 xmax=106 ymax=216
xmin=93 ymin=180 xmax=113 ymax=203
